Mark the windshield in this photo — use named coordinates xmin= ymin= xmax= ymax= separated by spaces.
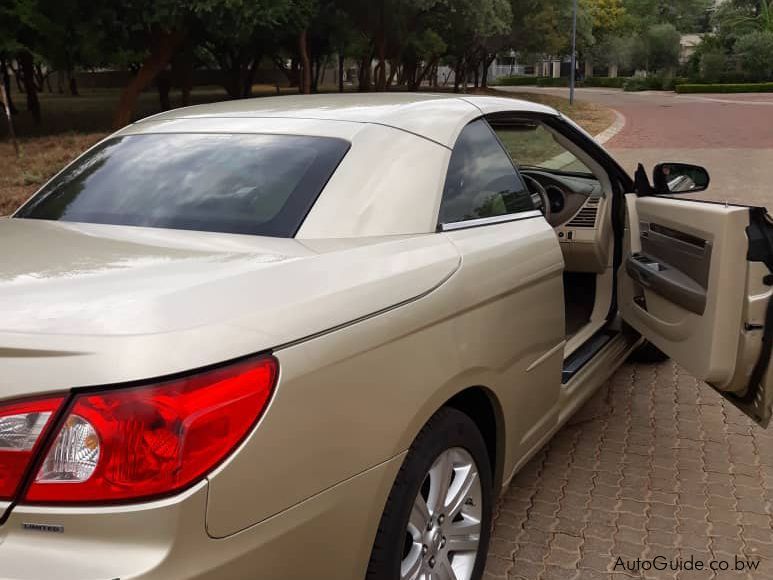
xmin=15 ymin=133 xmax=350 ymax=237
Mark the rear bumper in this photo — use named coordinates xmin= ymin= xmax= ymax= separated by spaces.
xmin=0 ymin=453 xmax=403 ymax=580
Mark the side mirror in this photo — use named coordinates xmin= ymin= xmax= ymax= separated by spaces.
xmin=652 ymin=163 xmax=710 ymax=195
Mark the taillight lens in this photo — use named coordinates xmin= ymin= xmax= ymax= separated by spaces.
xmin=25 ymin=356 xmax=277 ymax=504
xmin=0 ymin=397 xmax=64 ymax=500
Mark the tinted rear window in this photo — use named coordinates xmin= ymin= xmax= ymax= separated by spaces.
xmin=16 ymin=133 xmax=350 ymax=237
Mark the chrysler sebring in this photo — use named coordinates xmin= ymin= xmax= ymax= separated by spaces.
xmin=0 ymin=93 xmax=770 ymax=580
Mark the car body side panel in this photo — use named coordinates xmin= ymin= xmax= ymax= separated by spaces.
xmin=0 ymin=455 xmax=403 ymax=580
xmin=0 ymin=221 xmax=460 ymax=399
xmin=206 ymin=217 xmax=564 ymax=537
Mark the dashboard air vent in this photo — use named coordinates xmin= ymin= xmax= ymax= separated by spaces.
xmin=567 ymin=199 xmax=599 ymax=228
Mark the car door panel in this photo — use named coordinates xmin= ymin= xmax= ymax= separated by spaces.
xmin=442 ymin=217 xmax=565 ymax=471
xmin=620 ymin=196 xmax=773 ymax=426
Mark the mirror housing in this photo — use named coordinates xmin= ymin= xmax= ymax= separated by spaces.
xmin=652 ymin=163 xmax=710 ymax=195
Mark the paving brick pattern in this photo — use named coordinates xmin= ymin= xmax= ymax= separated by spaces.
xmin=484 ymin=360 xmax=773 ymax=579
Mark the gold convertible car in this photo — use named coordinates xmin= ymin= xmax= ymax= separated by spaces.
xmin=0 ymin=94 xmax=770 ymax=580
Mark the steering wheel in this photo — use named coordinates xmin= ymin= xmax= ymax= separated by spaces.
xmin=522 ymin=174 xmax=552 ymax=223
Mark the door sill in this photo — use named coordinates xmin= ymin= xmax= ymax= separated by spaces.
xmin=561 ymin=328 xmax=618 ymax=384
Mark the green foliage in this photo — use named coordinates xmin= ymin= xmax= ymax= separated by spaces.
xmin=646 ymin=23 xmax=681 ymax=70
xmin=734 ymin=30 xmax=773 ymax=79
xmin=495 ymin=75 xmax=539 ymax=86
xmin=623 ymin=73 xmax=684 ymax=90
xmin=698 ymin=50 xmax=727 ymax=83
xmin=675 ymin=81 xmax=773 ymax=93
xmin=495 ymin=75 xmax=627 ymax=88
xmin=622 ymin=0 xmax=713 ymax=33
xmin=628 ymin=23 xmax=681 ymax=72
xmin=584 ymin=75 xmax=627 ymax=87
xmin=714 ymin=0 xmax=773 ymax=35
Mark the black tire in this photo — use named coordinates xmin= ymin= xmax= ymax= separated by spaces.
xmin=366 ymin=407 xmax=493 ymax=580
xmin=629 ymin=340 xmax=670 ymax=363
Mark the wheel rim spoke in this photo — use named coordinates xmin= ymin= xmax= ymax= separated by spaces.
xmin=400 ymin=542 xmax=424 ymax=580
xmin=427 ymin=450 xmax=453 ymax=516
xmin=410 ymin=494 xmax=430 ymax=535
xmin=446 ymin=517 xmax=481 ymax=553
xmin=445 ymin=464 xmax=477 ymax=519
xmin=434 ymin=554 xmax=457 ymax=580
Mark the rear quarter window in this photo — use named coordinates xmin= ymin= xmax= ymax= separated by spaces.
xmin=15 ymin=133 xmax=350 ymax=237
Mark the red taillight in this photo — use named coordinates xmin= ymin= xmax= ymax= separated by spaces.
xmin=0 ymin=397 xmax=64 ymax=500
xmin=23 ymin=356 xmax=277 ymax=504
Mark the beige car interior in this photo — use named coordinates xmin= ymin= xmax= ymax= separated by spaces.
xmin=492 ymin=119 xmax=615 ymax=358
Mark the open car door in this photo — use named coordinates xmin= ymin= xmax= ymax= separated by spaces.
xmin=620 ymin=174 xmax=773 ymax=427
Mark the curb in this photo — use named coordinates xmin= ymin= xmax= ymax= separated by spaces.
xmin=593 ymin=109 xmax=626 ymax=145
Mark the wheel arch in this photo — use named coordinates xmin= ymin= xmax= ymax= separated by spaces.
xmin=443 ymin=386 xmax=506 ymax=495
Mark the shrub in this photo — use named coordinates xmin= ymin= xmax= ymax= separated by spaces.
xmin=623 ymin=77 xmax=651 ymax=91
xmin=646 ymin=24 xmax=682 ymax=72
xmin=734 ymin=31 xmax=773 ymax=81
xmin=584 ymin=76 xmax=627 ymax=88
xmin=675 ymin=82 xmax=773 ymax=93
xmin=496 ymin=75 xmax=632 ymax=90
xmin=699 ymin=50 xmax=727 ymax=83
xmin=536 ymin=77 xmax=570 ymax=87
xmin=495 ymin=75 xmax=539 ymax=86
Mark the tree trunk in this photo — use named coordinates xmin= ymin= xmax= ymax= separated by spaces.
xmin=157 ymin=70 xmax=172 ymax=110
xmin=374 ymin=4 xmax=387 ymax=91
xmin=221 ymin=52 xmax=246 ymax=99
xmin=298 ymin=29 xmax=311 ymax=94
xmin=56 ymin=70 xmax=65 ymax=93
xmin=0 ymin=57 xmax=17 ymax=114
xmin=113 ymin=29 xmax=185 ymax=130
xmin=312 ymin=57 xmax=323 ymax=93
xmin=338 ymin=53 xmax=344 ymax=92
xmin=243 ymin=56 xmax=260 ymax=97
xmin=1 ymin=81 xmax=18 ymax=156
xmin=386 ymin=60 xmax=397 ymax=89
xmin=33 ymin=63 xmax=45 ymax=92
xmin=584 ymin=58 xmax=594 ymax=79
xmin=174 ymin=43 xmax=194 ymax=106
xmin=374 ymin=32 xmax=387 ymax=91
xmin=481 ymin=54 xmax=495 ymax=88
xmin=411 ymin=57 xmax=438 ymax=90
xmin=69 ymin=75 xmax=79 ymax=96
xmin=18 ymin=50 xmax=40 ymax=123
xmin=608 ymin=63 xmax=618 ymax=78
xmin=358 ymin=54 xmax=371 ymax=92
xmin=288 ymin=58 xmax=300 ymax=88
xmin=473 ymin=63 xmax=480 ymax=88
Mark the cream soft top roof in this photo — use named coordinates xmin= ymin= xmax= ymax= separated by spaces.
xmin=129 ymin=93 xmax=559 ymax=148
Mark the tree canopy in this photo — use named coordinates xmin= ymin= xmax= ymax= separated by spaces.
xmin=0 ymin=0 xmax=725 ymax=129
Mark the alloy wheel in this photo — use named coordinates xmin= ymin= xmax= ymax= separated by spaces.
xmin=400 ymin=447 xmax=483 ymax=580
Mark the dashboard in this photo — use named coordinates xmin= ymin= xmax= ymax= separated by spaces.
xmin=521 ymin=169 xmax=609 ymax=273
xmin=521 ymin=169 xmax=601 ymax=228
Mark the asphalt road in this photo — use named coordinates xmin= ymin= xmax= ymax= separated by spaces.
xmin=485 ymin=88 xmax=773 ymax=580
xmin=502 ymin=86 xmax=773 ymax=211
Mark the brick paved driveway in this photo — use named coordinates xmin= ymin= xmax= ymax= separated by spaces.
xmin=485 ymin=361 xmax=773 ymax=579
xmin=487 ymin=88 xmax=773 ymax=579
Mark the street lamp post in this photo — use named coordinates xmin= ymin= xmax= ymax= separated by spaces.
xmin=570 ymin=0 xmax=578 ymax=105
